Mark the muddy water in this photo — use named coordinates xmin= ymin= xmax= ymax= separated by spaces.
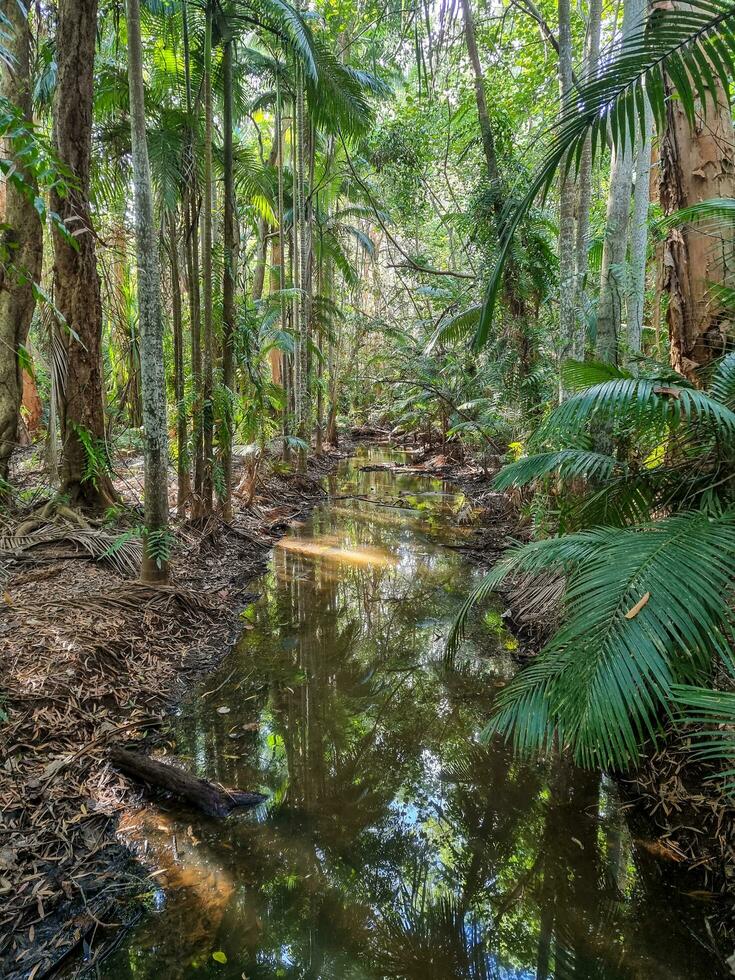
xmin=101 ymin=447 xmax=721 ymax=979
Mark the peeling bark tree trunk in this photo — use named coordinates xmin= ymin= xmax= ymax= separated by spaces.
xmin=51 ymin=0 xmax=116 ymax=510
xmin=660 ymin=77 xmax=735 ymax=380
xmin=126 ymin=0 xmax=170 ymax=583
xmin=0 ymin=0 xmax=43 ymax=485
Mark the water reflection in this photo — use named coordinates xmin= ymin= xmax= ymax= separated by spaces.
xmin=102 ymin=448 xmax=721 ymax=979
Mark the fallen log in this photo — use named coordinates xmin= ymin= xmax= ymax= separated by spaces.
xmin=110 ymin=747 xmax=266 ymax=818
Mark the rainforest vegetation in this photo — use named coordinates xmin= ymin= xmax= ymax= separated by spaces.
xmin=4 ymin=0 xmax=735 ymax=971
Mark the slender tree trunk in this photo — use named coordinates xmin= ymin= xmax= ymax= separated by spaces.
xmin=252 ymin=218 xmax=270 ymax=302
xmin=276 ymin=85 xmax=291 ymax=461
xmin=557 ymin=0 xmax=576 ymax=375
xmin=182 ymin=0 xmax=204 ymax=509
xmin=595 ymin=0 xmax=639 ymax=365
xmin=295 ymin=70 xmax=310 ymax=473
xmin=201 ymin=1 xmax=214 ymax=510
xmin=459 ymin=0 xmax=499 ymax=185
xmin=169 ymin=210 xmax=190 ymax=516
xmin=661 ymin=72 xmax=735 ymax=379
xmin=221 ymin=38 xmax=236 ymax=520
xmin=627 ymin=96 xmax=653 ymax=358
xmin=0 ymin=0 xmax=43 ymax=485
xmin=573 ymin=0 xmax=603 ymax=357
xmin=126 ymin=0 xmax=170 ymax=582
xmin=51 ymin=0 xmax=116 ymax=510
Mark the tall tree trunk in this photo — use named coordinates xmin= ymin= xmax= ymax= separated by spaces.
xmin=182 ymin=0 xmax=204 ymax=509
xmin=661 ymin=75 xmax=735 ymax=379
xmin=169 ymin=210 xmax=190 ymax=516
xmin=275 ymin=84 xmax=290 ymax=461
xmin=295 ymin=68 xmax=310 ymax=474
xmin=595 ymin=0 xmax=639 ymax=365
xmin=252 ymin=218 xmax=269 ymax=301
xmin=557 ymin=0 xmax=576 ymax=375
xmin=220 ymin=37 xmax=236 ymax=520
xmin=0 ymin=0 xmax=43 ymax=485
xmin=51 ymin=0 xmax=116 ymax=510
xmin=627 ymin=96 xmax=653 ymax=358
xmin=573 ymin=0 xmax=603 ymax=357
xmin=126 ymin=0 xmax=170 ymax=582
xmin=459 ymin=0 xmax=499 ymax=185
xmin=201 ymin=1 xmax=214 ymax=511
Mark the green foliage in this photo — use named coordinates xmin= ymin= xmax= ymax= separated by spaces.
xmin=73 ymin=424 xmax=113 ymax=488
xmin=476 ymin=0 xmax=735 ymax=346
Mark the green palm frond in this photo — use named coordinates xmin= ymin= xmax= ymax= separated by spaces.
xmin=426 ymin=305 xmax=482 ymax=353
xmin=475 ymin=0 xmax=735 ymax=346
xmin=494 ymin=450 xmax=625 ymax=490
xmin=672 ymin=685 xmax=735 ymax=791
xmin=481 ymin=512 xmax=735 ymax=768
xmin=708 ymin=352 xmax=735 ymax=408
xmin=561 ymin=359 xmax=631 ymax=392
xmin=658 ymin=196 xmax=735 ymax=229
xmin=539 ymin=377 xmax=735 ymax=442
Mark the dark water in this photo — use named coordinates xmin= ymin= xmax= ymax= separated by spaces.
xmin=101 ymin=448 xmax=721 ymax=979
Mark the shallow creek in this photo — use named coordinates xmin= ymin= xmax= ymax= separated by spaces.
xmin=100 ymin=446 xmax=721 ymax=978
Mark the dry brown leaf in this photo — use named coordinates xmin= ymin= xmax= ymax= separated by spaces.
xmin=625 ymin=592 xmax=651 ymax=619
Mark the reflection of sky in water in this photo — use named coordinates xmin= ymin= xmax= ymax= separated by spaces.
xmin=102 ymin=447 xmax=723 ymax=980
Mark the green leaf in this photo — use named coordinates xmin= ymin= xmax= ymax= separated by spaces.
xmin=212 ymin=950 xmax=227 ymax=964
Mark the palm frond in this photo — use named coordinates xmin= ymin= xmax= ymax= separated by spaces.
xmin=426 ymin=305 xmax=482 ymax=353
xmin=709 ymin=352 xmax=735 ymax=408
xmin=539 ymin=377 xmax=735 ymax=442
xmin=485 ymin=512 xmax=735 ymax=768
xmin=672 ymin=685 xmax=735 ymax=792
xmin=494 ymin=450 xmax=625 ymax=490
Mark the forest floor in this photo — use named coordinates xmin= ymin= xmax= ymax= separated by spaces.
xmin=0 ymin=443 xmax=347 ymax=980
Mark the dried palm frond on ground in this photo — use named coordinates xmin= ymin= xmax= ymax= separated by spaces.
xmin=0 ymin=448 xmax=344 ymax=979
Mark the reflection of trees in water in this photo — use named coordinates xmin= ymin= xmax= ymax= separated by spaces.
xmin=106 ymin=456 xmax=721 ymax=979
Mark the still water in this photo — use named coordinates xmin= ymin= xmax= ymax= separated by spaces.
xmin=101 ymin=447 xmax=721 ymax=979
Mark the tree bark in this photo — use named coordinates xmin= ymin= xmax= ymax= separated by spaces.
xmin=595 ymin=0 xmax=639 ymax=365
xmin=660 ymin=74 xmax=735 ymax=380
xmin=126 ymin=0 xmax=170 ymax=582
xmin=296 ymin=63 xmax=310 ymax=474
xmin=573 ymin=0 xmax=603 ymax=357
xmin=0 ymin=0 xmax=43 ymax=485
xmin=459 ymin=0 xmax=499 ymax=185
xmin=182 ymin=0 xmax=204 ymax=509
xmin=201 ymin=1 xmax=215 ymax=511
xmin=627 ymin=96 xmax=653 ymax=358
xmin=557 ymin=0 xmax=576 ymax=374
xmin=51 ymin=0 xmax=116 ymax=510
xmin=220 ymin=38 xmax=236 ymax=521
xmin=169 ymin=211 xmax=191 ymax=516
